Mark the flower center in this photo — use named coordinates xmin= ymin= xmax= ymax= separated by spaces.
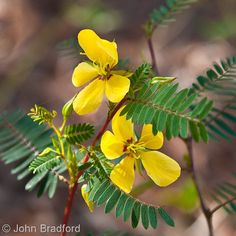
xmin=123 ymin=138 xmax=145 ymax=159
xmin=94 ymin=63 xmax=112 ymax=80
xmin=93 ymin=63 xmax=112 ymax=78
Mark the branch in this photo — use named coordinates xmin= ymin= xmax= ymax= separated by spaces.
xmin=61 ymin=98 xmax=126 ymax=236
xmin=211 ymin=196 xmax=236 ymax=215
xmin=185 ymin=137 xmax=214 ymax=236
xmin=147 ymin=37 xmax=159 ymax=75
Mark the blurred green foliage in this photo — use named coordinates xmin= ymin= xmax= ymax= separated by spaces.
xmin=64 ymin=0 xmax=122 ymax=32
xmin=201 ymin=15 xmax=236 ymax=40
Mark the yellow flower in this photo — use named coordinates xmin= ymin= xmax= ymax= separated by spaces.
xmin=72 ymin=29 xmax=131 ymax=115
xmin=101 ymin=107 xmax=181 ymax=193
xmin=81 ymin=184 xmax=94 ymax=212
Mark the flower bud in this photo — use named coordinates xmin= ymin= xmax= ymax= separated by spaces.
xmin=62 ymin=97 xmax=75 ymax=118
xmin=81 ymin=184 xmax=94 ymax=212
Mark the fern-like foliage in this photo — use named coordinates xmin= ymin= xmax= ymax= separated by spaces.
xmin=0 ymin=111 xmax=63 ymax=198
xmin=124 ymin=77 xmax=212 ymax=142
xmin=192 ymin=56 xmax=236 ymax=95
xmin=191 ymin=56 xmax=236 ymax=140
xmin=129 ymin=63 xmax=152 ymax=93
xmin=28 ymin=105 xmax=57 ymax=126
xmin=29 ymin=154 xmax=61 ymax=174
xmin=80 ymin=151 xmax=175 ymax=229
xmin=145 ymin=0 xmax=198 ymax=35
xmin=56 ymin=38 xmax=81 ymax=60
xmin=64 ymin=123 xmax=95 ymax=144
xmin=210 ymin=173 xmax=236 ymax=214
xmin=88 ymin=178 xmax=174 ymax=229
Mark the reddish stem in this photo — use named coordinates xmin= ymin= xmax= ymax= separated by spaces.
xmin=92 ymin=98 xmax=126 ymax=147
xmin=61 ymin=157 xmax=87 ymax=236
xmin=147 ymin=37 xmax=159 ymax=75
xmin=61 ymin=98 xmax=126 ymax=236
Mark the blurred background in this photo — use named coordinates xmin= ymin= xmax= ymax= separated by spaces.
xmin=0 ymin=0 xmax=236 ymax=235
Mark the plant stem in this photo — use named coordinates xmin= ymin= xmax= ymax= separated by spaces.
xmin=61 ymin=98 xmax=126 ymax=236
xmin=147 ymin=37 xmax=159 ymax=75
xmin=91 ymin=98 xmax=126 ymax=147
xmin=61 ymin=155 xmax=88 ymax=236
xmin=211 ymin=196 xmax=236 ymax=215
xmin=185 ymin=137 xmax=214 ymax=236
xmin=61 ymin=185 xmax=79 ymax=235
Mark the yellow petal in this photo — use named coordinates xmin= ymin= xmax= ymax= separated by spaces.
xmin=72 ymin=62 xmax=99 ymax=87
xmin=73 ymin=79 xmax=105 ymax=115
xmin=78 ymin=29 xmax=118 ymax=67
xmin=105 ymin=74 xmax=130 ymax=103
xmin=110 ymin=156 xmax=135 ymax=193
xmin=141 ymin=151 xmax=181 ymax=187
xmin=81 ymin=184 xmax=94 ymax=212
xmin=112 ymin=106 xmax=135 ymax=141
xmin=101 ymin=131 xmax=124 ymax=159
xmin=140 ymin=124 xmax=164 ymax=149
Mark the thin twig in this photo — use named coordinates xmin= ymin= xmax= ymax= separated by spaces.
xmin=185 ymin=137 xmax=214 ymax=236
xmin=147 ymin=37 xmax=159 ymax=75
xmin=211 ymin=196 xmax=236 ymax=215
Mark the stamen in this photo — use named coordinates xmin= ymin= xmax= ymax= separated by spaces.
xmin=123 ymin=138 xmax=145 ymax=159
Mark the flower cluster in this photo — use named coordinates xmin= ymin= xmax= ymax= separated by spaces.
xmin=71 ymin=29 xmax=181 ymax=199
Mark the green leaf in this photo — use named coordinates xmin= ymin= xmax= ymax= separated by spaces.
xmin=141 ymin=204 xmax=149 ymax=229
xmin=29 ymin=154 xmax=61 ymax=174
xmin=156 ymin=111 xmax=168 ymax=131
xmin=149 ymin=206 xmax=158 ymax=229
xmin=158 ymin=208 xmax=175 ymax=227
xmin=90 ymin=178 xmax=172 ymax=230
xmin=124 ymin=81 xmax=208 ymax=141
xmin=198 ymin=101 xmax=214 ymax=120
xmin=196 ymin=76 xmax=209 ymax=87
xmin=214 ymin=118 xmax=236 ymax=137
xmin=208 ymin=123 xmax=230 ymax=140
xmin=0 ymin=111 xmax=62 ymax=198
xmin=28 ymin=105 xmax=57 ymax=126
xmin=123 ymin=197 xmax=135 ymax=222
xmin=129 ymin=64 xmax=151 ymax=94
xmin=229 ymin=202 xmax=236 ymax=212
xmin=131 ymin=202 xmax=141 ymax=228
xmin=180 ymin=117 xmax=188 ymax=138
xmin=191 ymin=56 xmax=236 ymax=141
xmin=116 ymin=193 xmax=129 ymax=218
xmin=105 ymin=189 xmax=121 ymax=213
xmin=190 ymin=98 xmax=208 ymax=117
xmin=91 ymin=180 xmax=110 ymax=202
xmin=198 ymin=123 xmax=209 ymax=142
xmin=25 ymin=171 xmax=48 ymax=190
xmin=64 ymin=123 xmax=94 ymax=144
xmin=214 ymin=110 xmax=236 ymax=123
xmin=88 ymin=179 xmax=106 ymax=201
xmin=78 ymin=162 xmax=93 ymax=172
xmin=48 ymin=174 xmax=58 ymax=198
xmin=206 ymin=69 xmax=218 ymax=80
xmin=97 ymin=184 xmax=116 ymax=206
xmin=146 ymin=0 xmax=198 ymax=34
xmin=210 ymin=173 xmax=236 ymax=215
xmin=189 ymin=121 xmax=200 ymax=142
xmin=177 ymin=93 xmax=198 ymax=113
